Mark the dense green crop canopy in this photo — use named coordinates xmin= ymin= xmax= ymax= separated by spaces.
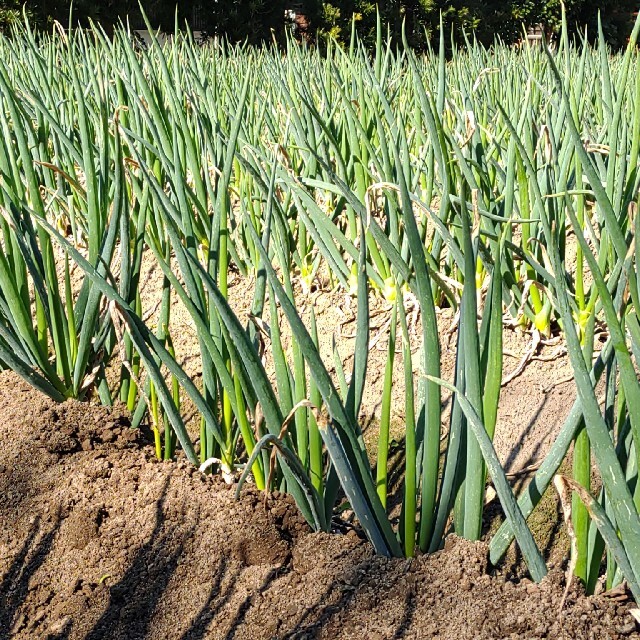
xmin=1 ymin=11 xmax=640 ymax=597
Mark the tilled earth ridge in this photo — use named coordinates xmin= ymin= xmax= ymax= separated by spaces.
xmin=0 ymin=370 xmax=638 ymax=640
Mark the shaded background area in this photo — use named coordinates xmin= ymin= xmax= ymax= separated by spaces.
xmin=0 ymin=1 xmax=637 ymax=49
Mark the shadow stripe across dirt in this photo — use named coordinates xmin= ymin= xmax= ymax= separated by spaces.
xmin=0 ymin=371 xmax=637 ymax=640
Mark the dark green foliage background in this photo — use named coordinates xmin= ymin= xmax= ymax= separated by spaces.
xmin=314 ymin=0 xmax=638 ymax=49
xmin=0 ymin=1 xmax=637 ymax=50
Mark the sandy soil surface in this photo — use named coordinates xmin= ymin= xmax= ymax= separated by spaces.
xmin=124 ymin=250 xmax=582 ymax=475
xmin=1 ymin=371 xmax=638 ymax=640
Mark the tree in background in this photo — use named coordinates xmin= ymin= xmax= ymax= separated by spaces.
xmin=0 ymin=0 xmax=142 ymax=32
xmin=0 ymin=0 xmax=637 ymax=49
xmin=314 ymin=0 xmax=637 ymax=50
xmin=0 ymin=0 xmax=31 ymax=31
xmin=0 ymin=0 xmax=287 ymax=43
xmin=203 ymin=0 xmax=288 ymax=44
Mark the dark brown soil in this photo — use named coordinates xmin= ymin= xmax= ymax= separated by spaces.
xmin=1 ymin=372 xmax=639 ymax=640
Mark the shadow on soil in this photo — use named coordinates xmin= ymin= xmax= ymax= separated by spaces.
xmin=278 ymin=551 xmax=416 ymax=640
xmin=502 ymin=393 xmax=556 ymax=474
xmin=0 ymin=516 xmax=61 ymax=640
xmin=178 ymin=556 xmax=284 ymax=640
xmin=83 ymin=480 xmax=191 ymax=640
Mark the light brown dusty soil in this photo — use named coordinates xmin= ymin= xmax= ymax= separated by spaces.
xmin=126 ymin=249 xmax=581 ymax=477
xmin=1 ymin=371 xmax=639 ymax=640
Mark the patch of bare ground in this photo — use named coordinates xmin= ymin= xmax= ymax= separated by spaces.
xmin=1 ymin=371 xmax=638 ymax=640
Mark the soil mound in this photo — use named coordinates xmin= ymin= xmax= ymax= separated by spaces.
xmin=1 ymin=371 xmax=638 ymax=640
